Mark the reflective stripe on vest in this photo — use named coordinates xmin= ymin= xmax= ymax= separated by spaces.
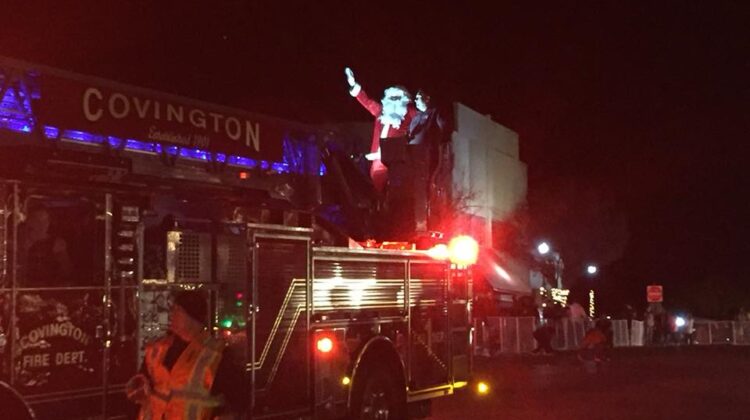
xmin=139 ymin=333 xmax=225 ymax=420
xmin=139 ymin=337 xmax=172 ymax=420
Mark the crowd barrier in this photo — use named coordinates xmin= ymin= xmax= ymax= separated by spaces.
xmin=473 ymin=317 xmax=750 ymax=356
xmin=473 ymin=317 xmax=537 ymax=356
xmin=693 ymin=320 xmax=750 ymax=345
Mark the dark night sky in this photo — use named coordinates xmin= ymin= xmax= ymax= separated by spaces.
xmin=2 ymin=1 xmax=749 ymax=315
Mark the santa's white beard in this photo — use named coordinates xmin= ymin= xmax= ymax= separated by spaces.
xmin=379 ymin=98 xmax=409 ymax=129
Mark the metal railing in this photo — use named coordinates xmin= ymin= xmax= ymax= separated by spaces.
xmin=474 ymin=317 xmax=537 ymax=356
xmin=693 ymin=320 xmax=750 ymax=345
xmin=474 ymin=317 xmax=592 ymax=355
xmin=473 ymin=317 xmax=750 ymax=356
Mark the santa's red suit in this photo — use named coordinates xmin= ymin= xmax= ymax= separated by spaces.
xmin=350 ymin=84 xmax=418 ymax=192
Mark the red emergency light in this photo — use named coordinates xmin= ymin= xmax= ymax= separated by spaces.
xmin=427 ymin=243 xmax=450 ymax=260
xmin=447 ymin=235 xmax=479 ymax=266
xmin=381 ymin=241 xmax=414 ymax=250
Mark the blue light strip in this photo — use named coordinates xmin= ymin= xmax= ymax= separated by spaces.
xmin=163 ymin=145 xmax=178 ymax=156
xmin=271 ymin=162 xmax=288 ymax=173
xmin=62 ymin=129 xmax=103 ymax=144
xmin=228 ymin=155 xmax=257 ymax=169
xmin=107 ymin=136 xmax=123 ymax=148
xmin=44 ymin=126 xmax=59 ymax=138
xmin=0 ymin=117 xmax=31 ymax=133
xmin=125 ymin=139 xmax=159 ymax=153
xmin=179 ymin=148 xmax=210 ymax=161
xmin=0 ymin=86 xmax=331 ymax=176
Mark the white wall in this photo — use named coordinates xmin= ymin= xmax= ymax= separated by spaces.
xmin=451 ymin=103 xmax=528 ymax=224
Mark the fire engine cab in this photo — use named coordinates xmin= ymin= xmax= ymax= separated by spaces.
xmin=0 ymin=56 xmax=476 ymax=419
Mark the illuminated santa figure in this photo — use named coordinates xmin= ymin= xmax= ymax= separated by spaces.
xmin=345 ymin=67 xmax=418 ymax=192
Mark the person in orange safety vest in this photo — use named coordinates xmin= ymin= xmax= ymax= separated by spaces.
xmin=126 ymin=290 xmax=244 ymax=420
xmin=579 ymin=320 xmax=611 ymax=363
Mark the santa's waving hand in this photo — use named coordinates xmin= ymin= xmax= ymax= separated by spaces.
xmin=344 ymin=67 xmax=417 ymax=193
xmin=344 ymin=67 xmax=380 ymax=119
xmin=345 ymin=67 xmax=357 ymax=89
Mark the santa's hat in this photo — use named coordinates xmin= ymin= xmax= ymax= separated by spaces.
xmin=382 ymin=86 xmax=411 ymax=101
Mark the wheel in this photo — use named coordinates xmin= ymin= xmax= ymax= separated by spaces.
xmin=351 ymin=367 xmax=407 ymax=420
xmin=0 ymin=381 xmax=35 ymax=420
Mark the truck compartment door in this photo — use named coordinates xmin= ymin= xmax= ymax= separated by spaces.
xmin=250 ymin=232 xmax=311 ymax=417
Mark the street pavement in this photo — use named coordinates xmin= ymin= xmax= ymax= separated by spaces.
xmin=431 ymin=346 xmax=750 ymax=420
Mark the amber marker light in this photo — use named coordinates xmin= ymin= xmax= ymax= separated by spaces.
xmin=476 ymin=381 xmax=490 ymax=396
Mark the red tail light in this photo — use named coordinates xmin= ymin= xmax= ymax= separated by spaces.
xmin=316 ymin=337 xmax=334 ymax=353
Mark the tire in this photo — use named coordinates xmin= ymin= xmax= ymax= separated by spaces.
xmin=0 ymin=381 xmax=36 ymax=420
xmin=351 ymin=366 xmax=407 ymax=420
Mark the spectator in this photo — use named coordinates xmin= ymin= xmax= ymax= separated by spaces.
xmin=685 ymin=315 xmax=695 ymax=345
xmin=578 ymin=320 xmax=611 ymax=363
xmin=569 ymin=302 xmax=588 ymax=319
xmin=532 ymin=322 xmax=556 ymax=355
xmin=737 ymin=307 xmax=749 ymax=322
xmin=474 ymin=290 xmax=496 ymax=322
xmin=19 ymin=206 xmax=72 ymax=286
xmin=645 ymin=309 xmax=655 ymax=346
xmin=579 ymin=322 xmax=609 ymax=372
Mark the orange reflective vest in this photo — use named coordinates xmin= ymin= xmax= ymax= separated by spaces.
xmin=139 ymin=332 xmax=225 ymax=420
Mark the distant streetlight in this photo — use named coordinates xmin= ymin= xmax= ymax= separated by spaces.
xmin=534 ymin=241 xmax=562 ymax=289
xmin=587 ymin=264 xmax=598 ymax=275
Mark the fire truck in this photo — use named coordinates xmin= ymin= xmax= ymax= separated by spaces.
xmin=0 ymin=56 xmax=476 ymax=419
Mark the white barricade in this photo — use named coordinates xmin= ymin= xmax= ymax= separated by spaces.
xmin=711 ymin=321 xmax=734 ymax=344
xmin=518 ymin=317 xmax=537 ymax=353
xmin=693 ymin=322 xmax=711 ymax=345
xmin=630 ymin=320 xmax=644 ymax=346
xmin=551 ymin=318 xmax=590 ymax=351
xmin=552 ymin=319 xmax=570 ymax=350
xmin=733 ymin=321 xmax=750 ymax=345
xmin=500 ymin=317 xmax=519 ymax=354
